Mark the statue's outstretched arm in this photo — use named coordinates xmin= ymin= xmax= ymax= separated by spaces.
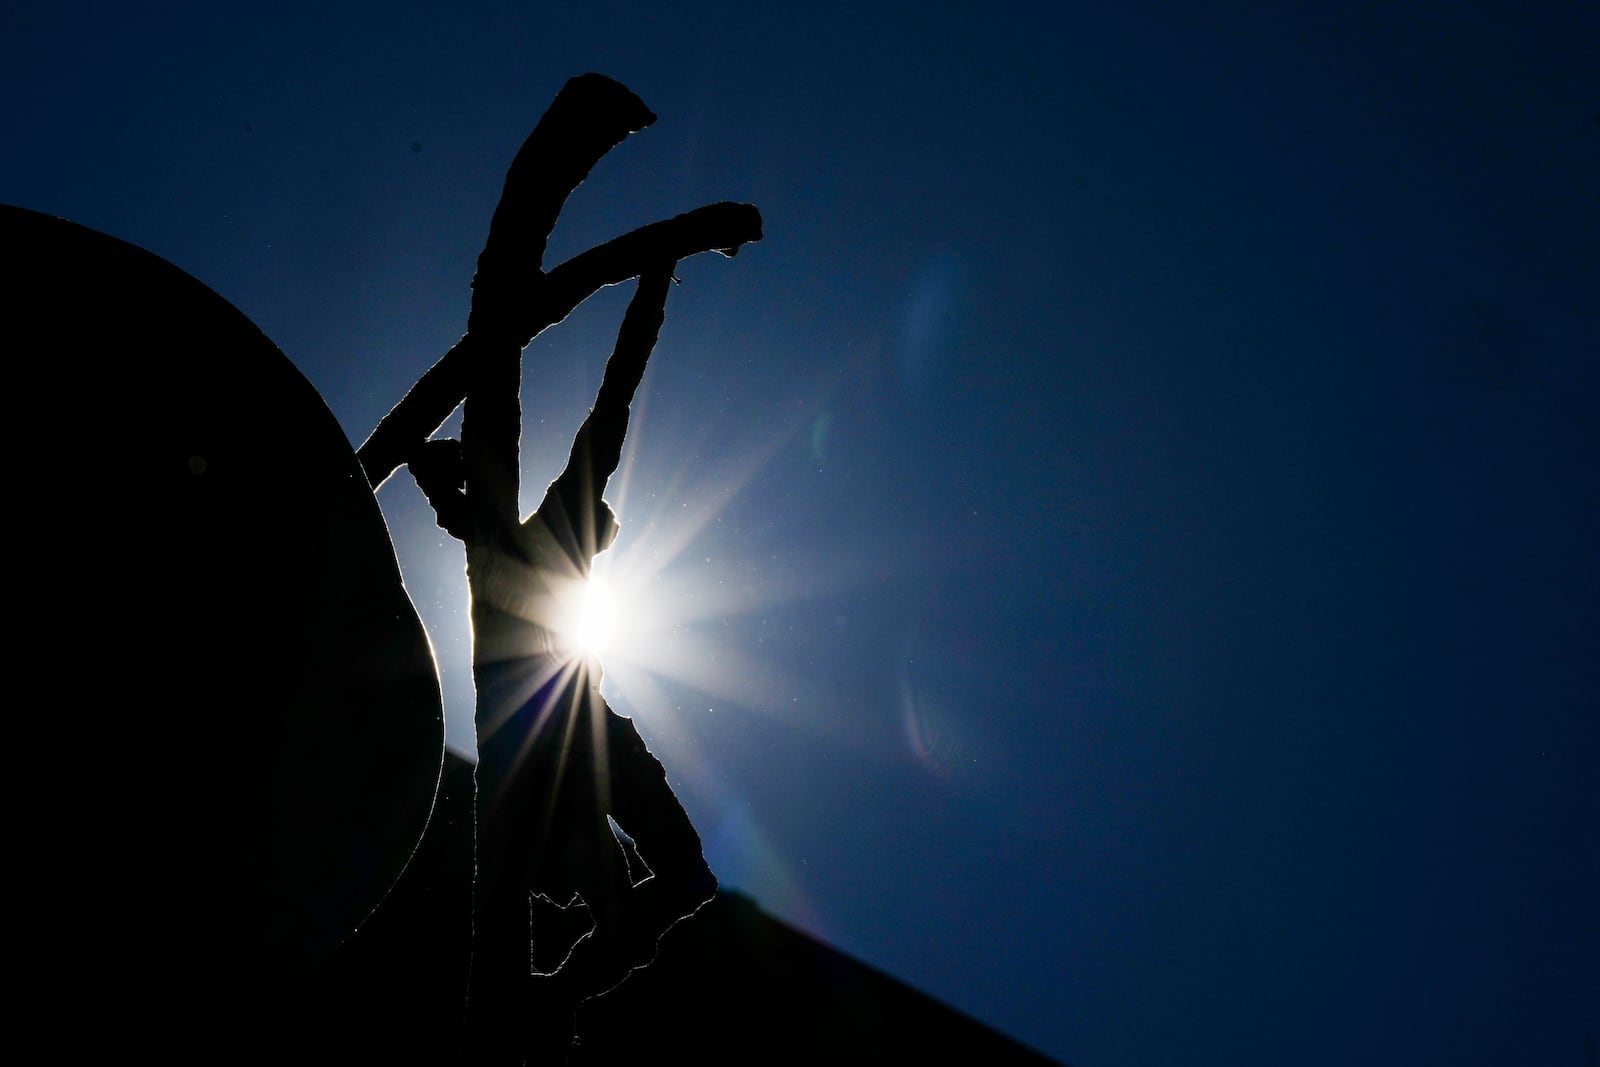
xmin=533 ymin=265 xmax=674 ymax=564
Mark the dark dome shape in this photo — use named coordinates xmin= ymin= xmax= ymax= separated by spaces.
xmin=3 ymin=205 xmax=443 ymax=1056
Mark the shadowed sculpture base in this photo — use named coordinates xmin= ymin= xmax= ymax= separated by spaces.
xmin=468 ymin=659 xmax=717 ymax=1063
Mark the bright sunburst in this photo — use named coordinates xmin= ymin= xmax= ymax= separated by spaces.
xmin=553 ymin=570 xmax=620 ymax=659
xmin=396 ymin=389 xmax=844 ymax=930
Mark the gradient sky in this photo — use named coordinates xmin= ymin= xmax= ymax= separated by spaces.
xmin=5 ymin=3 xmax=1597 ymax=1063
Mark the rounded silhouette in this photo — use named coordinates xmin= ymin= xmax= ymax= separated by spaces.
xmin=4 ymin=205 xmax=444 ymax=1057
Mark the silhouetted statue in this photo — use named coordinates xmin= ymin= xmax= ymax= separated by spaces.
xmin=359 ymin=74 xmax=761 ymax=1062
xmin=425 ymin=268 xmax=718 ymax=1063
xmin=4 ymin=71 xmax=1062 ymax=1067
xmin=4 ymin=72 xmax=758 ymax=1066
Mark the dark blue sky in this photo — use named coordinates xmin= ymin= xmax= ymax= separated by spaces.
xmin=5 ymin=3 xmax=1597 ymax=1063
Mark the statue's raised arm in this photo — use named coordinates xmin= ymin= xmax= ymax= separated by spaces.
xmin=358 ymin=74 xmax=760 ymax=498
xmin=532 ymin=264 xmax=674 ymax=572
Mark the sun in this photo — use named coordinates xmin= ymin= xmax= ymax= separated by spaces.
xmin=554 ymin=570 xmax=620 ymax=660
xmin=509 ymin=398 xmax=823 ymax=743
